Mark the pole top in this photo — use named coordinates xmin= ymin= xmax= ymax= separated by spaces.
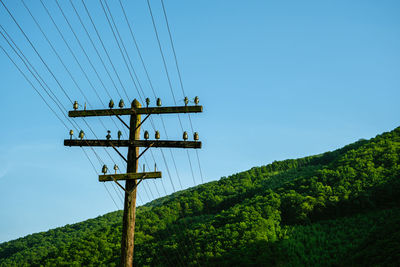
xmin=131 ymin=99 xmax=141 ymax=108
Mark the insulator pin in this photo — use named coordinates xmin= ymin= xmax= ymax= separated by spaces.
xmin=183 ymin=131 xmax=188 ymax=141
xmin=102 ymin=164 xmax=108 ymax=174
xmin=79 ymin=130 xmax=84 ymax=140
xmin=109 ymin=99 xmax=114 ymax=109
xmin=156 ymin=98 xmax=162 ymax=107
xmin=144 ymin=130 xmax=149 ymax=140
xmin=194 ymin=132 xmax=199 ymax=141
xmin=106 ymin=130 xmax=111 ymax=140
xmin=155 ymin=130 xmax=160 ymax=139
xmin=73 ymin=101 xmax=78 ymax=110
xmin=118 ymin=99 xmax=124 ymax=108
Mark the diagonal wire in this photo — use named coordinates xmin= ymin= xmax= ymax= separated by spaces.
xmin=68 ymin=0 xmax=124 ymax=101
xmin=160 ymin=0 xmax=204 ymax=184
xmin=146 ymin=0 xmax=198 ymax=188
xmin=50 ymin=0 xmax=127 ymax=137
xmin=0 ymin=43 xmax=121 ymax=211
xmin=107 ymin=0 xmax=186 ymax=192
xmin=80 ymin=0 xmax=131 ymax=101
xmin=89 ymin=0 xmax=180 ymax=194
xmin=1 ymin=2 xmax=124 ymax=208
xmin=35 ymin=0 xmax=128 ymax=176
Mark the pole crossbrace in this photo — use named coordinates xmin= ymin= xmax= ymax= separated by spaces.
xmin=110 ymin=142 xmax=128 ymax=163
xmin=110 ymin=175 xmax=128 ymax=193
xmin=135 ymin=114 xmax=150 ymax=130
xmin=137 ymin=143 xmax=154 ymax=160
xmin=116 ymin=115 xmax=130 ymax=130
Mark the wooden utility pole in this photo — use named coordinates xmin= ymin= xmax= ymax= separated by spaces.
xmin=121 ymin=99 xmax=141 ymax=265
xmin=64 ymin=99 xmax=202 ymax=267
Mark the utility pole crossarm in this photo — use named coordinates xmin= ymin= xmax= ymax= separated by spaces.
xmin=64 ymin=139 xmax=202 ymax=148
xmin=99 ymin=172 xmax=162 ymax=182
xmin=68 ymin=105 xmax=202 ymax=117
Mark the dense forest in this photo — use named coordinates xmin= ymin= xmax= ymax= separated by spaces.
xmin=1 ymin=127 xmax=400 ymax=266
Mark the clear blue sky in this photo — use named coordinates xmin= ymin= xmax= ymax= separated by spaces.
xmin=0 ymin=0 xmax=399 ymax=243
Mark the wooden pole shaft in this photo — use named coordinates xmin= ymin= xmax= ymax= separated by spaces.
xmin=121 ymin=99 xmax=141 ymax=267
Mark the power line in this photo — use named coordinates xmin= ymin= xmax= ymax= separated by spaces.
xmin=117 ymin=0 xmax=158 ymax=100
xmin=0 ymin=43 xmax=121 ymax=211
xmin=146 ymin=0 xmax=199 ymax=190
xmin=1 ymin=2 xmax=124 ymax=209
xmin=0 ymin=0 xmax=73 ymax=105
xmin=0 ymin=44 xmax=68 ymax=130
xmin=80 ymin=0 xmax=131 ymax=102
xmin=22 ymin=0 xmax=111 ymax=134
xmin=53 ymin=0 xmax=114 ymax=102
xmin=117 ymin=0 xmax=192 ymax=193
xmin=0 ymin=26 xmax=79 ymax=130
xmin=93 ymin=0 xmax=184 ymax=196
xmin=33 ymin=0 xmax=130 ymax=172
xmin=102 ymin=0 xmax=147 ymax=100
xmin=160 ymin=0 xmax=205 ymax=184
xmin=41 ymin=0 xmax=129 ymax=141
xmin=68 ymin=0 xmax=124 ymax=101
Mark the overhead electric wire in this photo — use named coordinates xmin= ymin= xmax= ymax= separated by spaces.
xmin=36 ymin=0 xmax=129 ymax=165
xmin=88 ymin=0 xmax=181 ymax=195
xmin=0 ymin=0 xmax=73 ymax=105
xmin=0 ymin=44 xmax=68 ymax=130
xmin=0 ymin=29 xmax=110 ymax=196
xmin=2 ymin=1 xmax=125 ymax=208
xmin=53 ymin=0 xmax=113 ymax=102
xmin=0 ymin=26 xmax=79 ymax=131
xmin=160 ymin=0 xmax=204 ymax=184
xmin=117 ymin=0 xmax=157 ymax=100
xmin=146 ymin=2 xmax=204 ymax=265
xmin=21 ymin=0 xmax=109 ymax=134
xmin=104 ymin=0 xmax=186 ymax=192
xmin=3 ymin=0 xmax=202 ymax=264
xmin=67 ymin=0 xmax=124 ymax=101
xmin=98 ymin=0 xmax=142 ymax=101
xmin=109 ymin=0 xmax=187 ymax=192
xmin=81 ymin=147 xmax=121 ymax=210
xmin=143 ymin=155 xmax=162 ymax=197
xmin=41 ymin=0 xmax=130 ymax=152
xmin=34 ymin=0 xmax=130 ymax=182
xmin=146 ymin=0 xmax=181 ymax=125
xmin=102 ymin=0 xmax=146 ymax=99
xmin=80 ymin=0 xmax=131 ymax=102
xmin=77 ymin=1 xmax=175 ymax=209
xmin=76 ymin=1 xmax=168 ymax=202
xmin=50 ymin=0 xmax=128 ymax=138
xmin=0 ymin=42 xmax=121 ymax=211
xmin=146 ymin=0 xmax=198 ymax=189
xmin=75 ymin=2 xmax=181 ymax=231
xmin=79 ymin=0 xmax=179 ymax=203
xmin=108 ymin=5 xmax=200 ymax=263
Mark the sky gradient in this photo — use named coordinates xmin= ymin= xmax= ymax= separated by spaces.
xmin=0 ymin=0 xmax=399 ymax=242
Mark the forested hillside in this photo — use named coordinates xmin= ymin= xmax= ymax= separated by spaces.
xmin=1 ymin=127 xmax=400 ymax=266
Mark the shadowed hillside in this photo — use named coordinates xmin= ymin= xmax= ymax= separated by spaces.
xmin=1 ymin=127 xmax=400 ymax=266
